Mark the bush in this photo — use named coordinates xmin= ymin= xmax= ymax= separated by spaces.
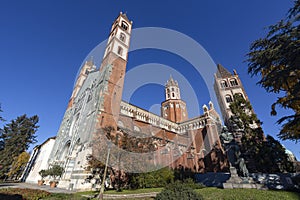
xmin=132 ymin=167 xmax=174 ymax=188
xmin=38 ymin=169 xmax=48 ymax=180
xmin=155 ymin=181 xmax=203 ymax=200
xmin=47 ymin=165 xmax=64 ymax=180
xmin=182 ymin=178 xmax=205 ymax=190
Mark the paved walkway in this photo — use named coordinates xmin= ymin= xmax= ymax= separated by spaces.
xmin=0 ymin=183 xmax=159 ymax=199
xmin=0 ymin=182 xmax=75 ymax=194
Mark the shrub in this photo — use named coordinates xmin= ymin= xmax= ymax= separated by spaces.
xmin=48 ymin=165 xmax=64 ymax=180
xmin=38 ymin=169 xmax=48 ymax=180
xmin=155 ymin=181 xmax=203 ymax=200
xmin=132 ymin=167 xmax=174 ymax=189
xmin=182 ymin=178 xmax=205 ymax=190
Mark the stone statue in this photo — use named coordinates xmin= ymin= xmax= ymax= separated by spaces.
xmin=219 ymin=126 xmax=249 ymax=177
xmin=235 ymin=148 xmax=249 ymax=177
xmin=219 ymin=126 xmax=234 ymax=145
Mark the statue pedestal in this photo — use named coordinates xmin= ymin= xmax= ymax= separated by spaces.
xmin=223 ymin=167 xmax=263 ymax=189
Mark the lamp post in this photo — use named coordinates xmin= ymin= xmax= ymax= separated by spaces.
xmin=98 ymin=143 xmax=111 ymax=200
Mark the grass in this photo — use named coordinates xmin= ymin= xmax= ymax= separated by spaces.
xmin=0 ymin=187 xmax=299 ymax=200
xmin=104 ymin=187 xmax=163 ymax=194
xmin=0 ymin=188 xmax=50 ymax=200
xmin=197 ymin=187 xmax=300 ymax=200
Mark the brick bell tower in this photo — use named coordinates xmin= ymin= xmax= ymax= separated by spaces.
xmin=161 ymin=76 xmax=188 ymax=123
xmin=97 ymin=12 xmax=132 ymax=130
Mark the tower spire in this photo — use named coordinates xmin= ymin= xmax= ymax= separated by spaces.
xmin=161 ymin=76 xmax=188 ymax=123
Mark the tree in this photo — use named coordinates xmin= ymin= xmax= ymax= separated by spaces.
xmin=0 ymin=104 xmax=5 ymax=151
xmin=228 ymin=94 xmax=265 ymax=172
xmin=47 ymin=165 xmax=64 ymax=180
xmin=247 ymin=0 xmax=300 ymax=141
xmin=38 ymin=169 xmax=48 ymax=181
xmin=0 ymin=104 xmax=4 ymax=122
xmin=7 ymin=152 xmax=30 ymax=180
xmin=256 ymin=135 xmax=294 ymax=173
xmin=229 ymin=94 xmax=294 ymax=173
xmin=0 ymin=114 xmax=39 ymax=179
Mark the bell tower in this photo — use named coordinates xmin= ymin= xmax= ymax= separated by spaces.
xmin=67 ymin=60 xmax=96 ymax=108
xmin=214 ymin=64 xmax=251 ymax=128
xmin=97 ymin=12 xmax=133 ymax=130
xmin=161 ymin=76 xmax=188 ymax=123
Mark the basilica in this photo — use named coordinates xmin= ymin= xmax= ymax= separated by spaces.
xmin=22 ymin=13 xmax=251 ymax=191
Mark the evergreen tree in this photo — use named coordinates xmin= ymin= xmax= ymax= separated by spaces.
xmin=228 ymin=94 xmax=293 ymax=173
xmin=0 ymin=104 xmax=4 ymax=122
xmin=256 ymin=135 xmax=294 ymax=173
xmin=247 ymin=0 xmax=300 ymax=141
xmin=0 ymin=105 xmax=5 ymax=151
xmin=228 ymin=94 xmax=264 ymax=172
xmin=7 ymin=152 xmax=30 ymax=180
xmin=0 ymin=114 xmax=39 ymax=179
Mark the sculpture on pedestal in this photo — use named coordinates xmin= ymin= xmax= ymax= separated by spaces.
xmin=220 ymin=126 xmax=248 ymax=177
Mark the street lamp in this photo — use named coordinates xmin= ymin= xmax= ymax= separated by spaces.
xmin=98 ymin=142 xmax=111 ymax=200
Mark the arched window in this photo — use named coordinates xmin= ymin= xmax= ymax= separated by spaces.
xmin=236 ymin=93 xmax=244 ymax=99
xmin=117 ymin=46 xmax=123 ymax=56
xmin=134 ymin=126 xmax=140 ymax=132
xmin=121 ymin=21 xmax=128 ymax=30
xmin=225 ymin=95 xmax=233 ymax=103
xmin=220 ymin=80 xmax=228 ymax=88
xmin=117 ymin=120 xmax=124 ymax=127
xmin=230 ymin=78 xmax=238 ymax=86
xmin=60 ymin=141 xmax=71 ymax=160
xmin=119 ymin=32 xmax=126 ymax=42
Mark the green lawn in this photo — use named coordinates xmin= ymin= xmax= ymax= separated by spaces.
xmin=197 ymin=187 xmax=300 ymax=200
xmin=0 ymin=187 xmax=299 ymax=200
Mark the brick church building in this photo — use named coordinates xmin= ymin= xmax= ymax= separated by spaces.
xmin=23 ymin=13 xmax=252 ymax=190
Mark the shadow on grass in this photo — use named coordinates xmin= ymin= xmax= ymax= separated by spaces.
xmin=0 ymin=193 xmax=22 ymax=200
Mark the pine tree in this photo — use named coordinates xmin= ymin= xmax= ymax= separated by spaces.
xmin=7 ymin=152 xmax=30 ymax=180
xmin=228 ymin=94 xmax=264 ymax=172
xmin=0 ymin=114 xmax=39 ymax=179
xmin=247 ymin=0 xmax=300 ymax=141
xmin=228 ymin=94 xmax=293 ymax=173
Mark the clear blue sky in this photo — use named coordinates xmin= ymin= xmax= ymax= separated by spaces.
xmin=0 ymin=1 xmax=298 ymax=160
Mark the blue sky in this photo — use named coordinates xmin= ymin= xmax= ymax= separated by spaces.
xmin=0 ymin=1 xmax=298 ymax=160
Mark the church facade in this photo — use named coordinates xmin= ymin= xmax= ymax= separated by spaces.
xmin=23 ymin=13 xmax=255 ymax=190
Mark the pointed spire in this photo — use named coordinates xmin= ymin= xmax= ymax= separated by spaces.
xmin=216 ymin=64 xmax=232 ymax=78
xmin=85 ymin=56 xmax=95 ymax=67
xmin=119 ymin=11 xmax=130 ymax=23
xmin=166 ymin=75 xmax=178 ymax=87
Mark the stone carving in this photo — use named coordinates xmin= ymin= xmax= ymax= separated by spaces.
xmin=219 ymin=126 xmax=248 ymax=177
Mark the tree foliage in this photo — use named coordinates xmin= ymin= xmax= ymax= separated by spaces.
xmin=0 ymin=104 xmax=4 ymax=122
xmin=229 ymin=94 xmax=294 ymax=173
xmin=47 ymin=165 xmax=64 ymax=180
xmin=247 ymin=0 xmax=300 ymax=141
xmin=39 ymin=169 xmax=48 ymax=180
xmin=132 ymin=167 xmax=174 ymax=188
xmin=229 ymin=94 xmax=261 ymax=131
xmin=0 ymin=114 xmax=39 ymax=179
xmin=256 ymin=135 xmax=294 ymax=173
xmin=7 ymin=152 xmax=30 ymax=179
xmin=0 ymin=105 xmax=5 ymax=151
